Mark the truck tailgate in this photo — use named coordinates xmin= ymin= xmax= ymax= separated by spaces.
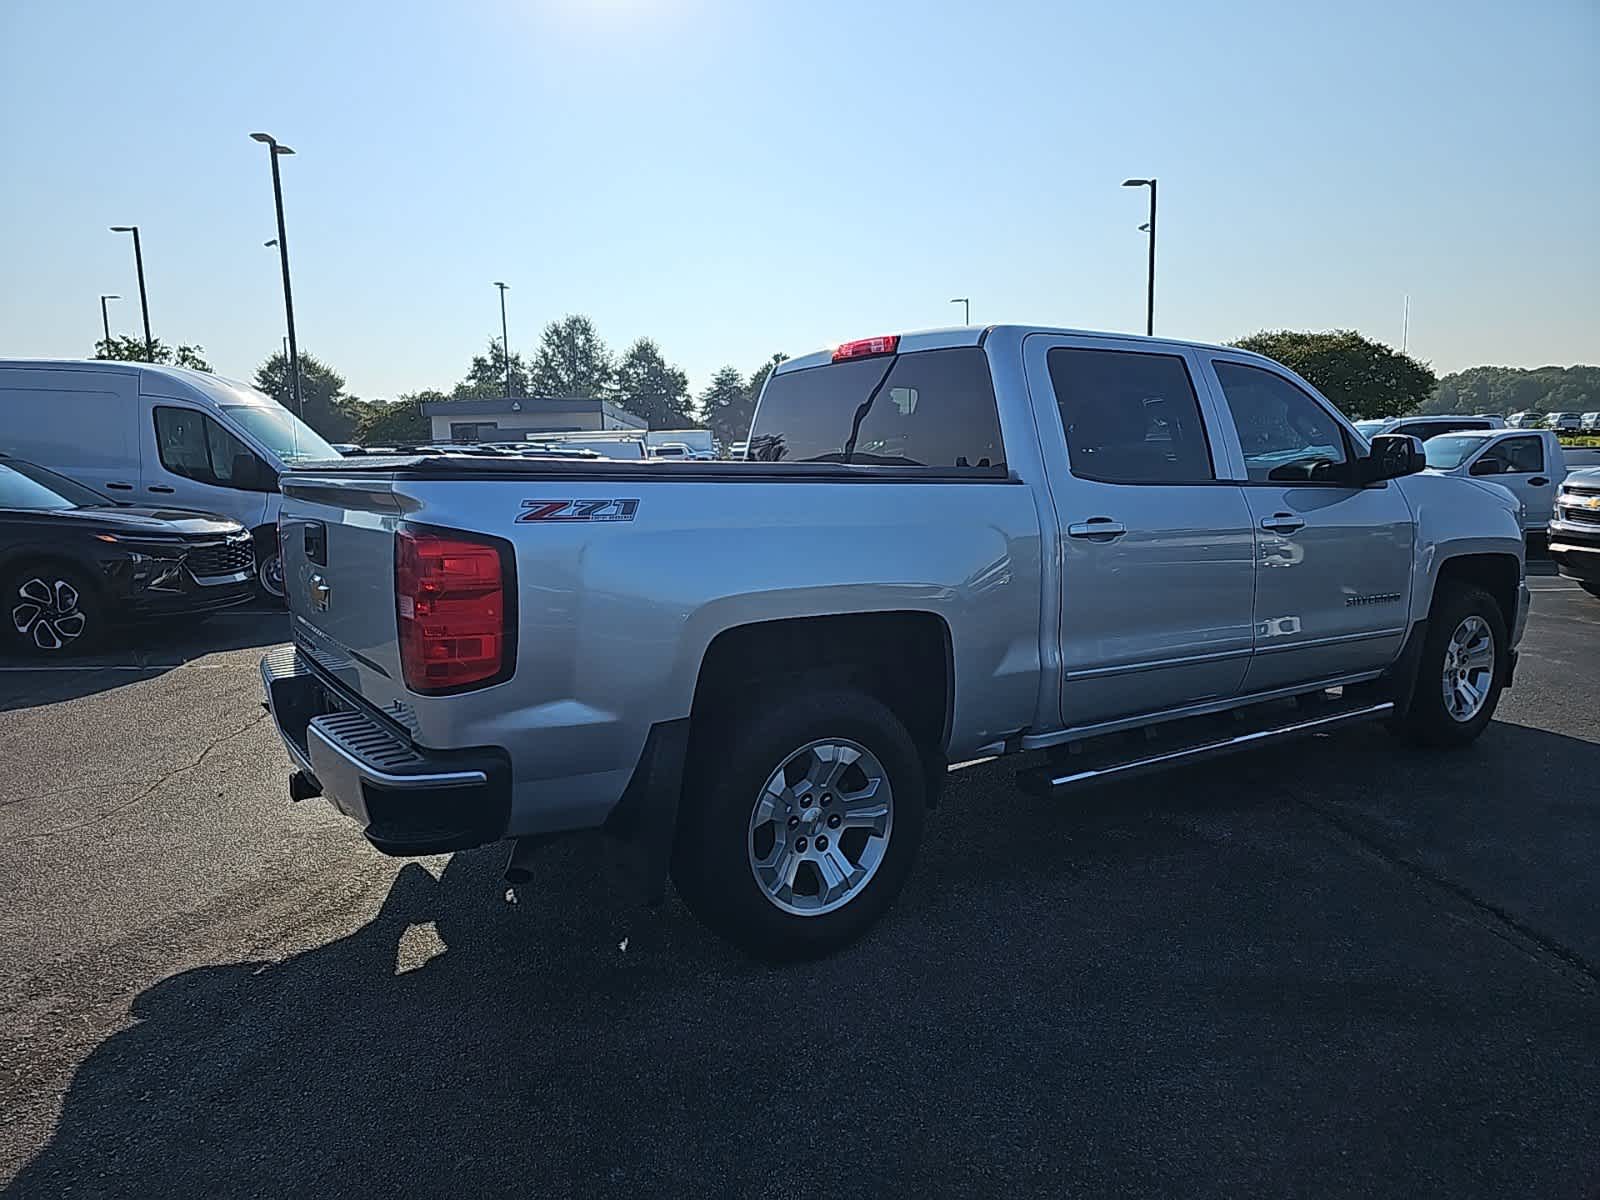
xmin=278 ymin=475 xmax=410 ymax=713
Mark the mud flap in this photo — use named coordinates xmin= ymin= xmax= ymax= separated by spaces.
xmin=602 ymin=719 xmax=689 ymax=906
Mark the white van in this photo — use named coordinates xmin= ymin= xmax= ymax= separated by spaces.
xmin=0 ymin=359 xmax=337 ymax=597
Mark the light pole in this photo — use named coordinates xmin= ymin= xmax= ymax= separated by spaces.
xmin=1121 ymin=178 xmax=1157 ymax=336
xmin=950 ymin=297 xmax=970 ymax=325
xmin=251 ymin=132 xmax=303 ymax=417
xmin=98 ymin=294 xmax=120 ymax=349
xmin=108 ymin=227 xmax=153 ymax=358
xmin=494 ymin=281 xmax=511 ymax=398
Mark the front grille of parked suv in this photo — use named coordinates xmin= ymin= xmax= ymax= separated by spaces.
xmin=185 ymin=537 xmax=255 ymax=579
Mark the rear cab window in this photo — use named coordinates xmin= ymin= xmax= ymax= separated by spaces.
xmin=1046 ymin=348 xmax=1214 ymax=483
xmin=749 ymin=347 xmax=1006 ymax=470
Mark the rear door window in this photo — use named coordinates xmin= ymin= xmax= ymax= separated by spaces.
xmin=749 ymin=348 xmax=1005 ymax=469
xmin=1046 ymin=348 xmax=1214 ymax=483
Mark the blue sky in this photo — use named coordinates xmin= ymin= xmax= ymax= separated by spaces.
xmin=2 ymin=0 xmax=1595 ymax=401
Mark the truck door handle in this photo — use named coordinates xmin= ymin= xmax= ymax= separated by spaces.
xmin=1529 ymin=477 xmax=1549 ymax=487
xmin=1260 ymin=513 xmax=1306 ymax=534
xmin=1067 ymin=518 xmax=1127 ymax=540
xmin=148 ymin=485 xmax=175 ymax=494
xmin=105 ymin=482 xmax=133 ymax=491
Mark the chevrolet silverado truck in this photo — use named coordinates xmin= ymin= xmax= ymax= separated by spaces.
xmin=1549 ymin=467 xmax=1600 ymax=597
xmin=262 ymin=326 xmax=1530 ymax=959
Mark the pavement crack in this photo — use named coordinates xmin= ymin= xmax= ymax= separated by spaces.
xmin=1298 ymin=796 xmax=1600 ymax=988
xmin=19 ymin=711 xmax=271 ymax=840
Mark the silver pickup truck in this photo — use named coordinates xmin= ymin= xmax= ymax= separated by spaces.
xmin=262 ymin=326 xmax=1530 ymax=958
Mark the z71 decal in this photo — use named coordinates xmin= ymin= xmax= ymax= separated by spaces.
xmin=517 ymin=498 xmax=640 ymax=523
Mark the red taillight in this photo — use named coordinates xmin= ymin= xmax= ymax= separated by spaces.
xmin=831 ymin=334 xmax=900 ymax=362
xmin=395 ymin=527 xmax=512 ymax=694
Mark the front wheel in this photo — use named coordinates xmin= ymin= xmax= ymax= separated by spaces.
xmin=4 ymin=563 xmax=103 ymax=655
xmin=1397 ymin=583 xmax=1507 ymax=747
xmin=672 ymin=689 xmax=927 ymax=960
xmin=256 ymin=547 xmax=285 ymax=603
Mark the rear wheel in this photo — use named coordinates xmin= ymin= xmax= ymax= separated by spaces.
xmin=672 ymin=689 xmax=926 ymax=960
xmin=1398 ymin=583 xmax=1506 ymax=747
xmin=4 ymin=563 xmax=103 ymax=655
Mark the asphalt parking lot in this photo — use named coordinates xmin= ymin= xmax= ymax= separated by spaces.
xmin=1 ymin=574 xmax=1596 ymax=1198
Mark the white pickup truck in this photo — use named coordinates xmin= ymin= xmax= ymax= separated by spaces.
xmin=263 ymin=326 xmax=1529 ymax=958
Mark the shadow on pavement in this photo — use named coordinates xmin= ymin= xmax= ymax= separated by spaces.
xmin=0 ymin=610 xmax=287 ymax=713
xmin=8 ymin=719 xmax=1599 ymax=1197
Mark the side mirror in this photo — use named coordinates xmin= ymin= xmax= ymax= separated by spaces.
xmin=1469 ymin=457 xmax=1504 ymax=477
xmin=1363 ymin=433 xmax=1425 ymax=484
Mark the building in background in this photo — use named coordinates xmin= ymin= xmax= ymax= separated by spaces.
xmin=421 ymin=397 xmax=646 ymax=443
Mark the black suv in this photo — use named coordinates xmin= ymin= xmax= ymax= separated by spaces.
xmin=1 ymin=456 xmax=255 ymax=654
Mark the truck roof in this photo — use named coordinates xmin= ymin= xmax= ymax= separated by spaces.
xmin=773 ymin=325 xmax=1281 ymax=375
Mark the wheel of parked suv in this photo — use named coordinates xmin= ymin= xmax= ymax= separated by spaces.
xmin=1398 ymin=582 xmax=1507 ymax=747
xmin=4 ymin=562 xmax=102 ymax=655
xmin=672 ymin=689 xmax=927 ymax=960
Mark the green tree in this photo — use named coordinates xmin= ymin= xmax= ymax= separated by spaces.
xmin=94 ymin=335 xmax=212 ymax=372
xmin=699 ymin=365 xmax=751 ymax=445
xmin=255 ymin=350 xmax=361 ymax=440
xmin=1230 ymin=329 xmax=1435 ymax=419
xmin=530 ymin=314 xmax=614 ymax=398
xmin=614 ymin=338 xmax=693 ymax=427
xmin=1424 ymin=364 xmax=1597 ymax=418
xmin=355 ymin=391 xmax=437 ymax=444
xmin=700 ymin=353 xmax=786 ymax=445
xmin=451 ymin=338 xmax=531 ymax=400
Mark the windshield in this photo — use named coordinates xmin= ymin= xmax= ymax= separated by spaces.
xmin=1424 ymin=435 xmax=1488 ymax=470
xmin=0 ymin=463 xmax=86 ymax=510
xmin=221 ymin=404 xmax=338 ymax=464
xmin=1352 ymin=420 xmax=1386 ymax=438
xmin=1 ymin=459 xmax=109 ymax=507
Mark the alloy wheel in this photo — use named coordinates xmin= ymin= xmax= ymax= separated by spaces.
xmin=1441 ymin=614 xmax=1495 ymax=722
xmin=747 ymin=737 xmax=894 ymax=916
xmin=11 ymin=577 xmax=88 ymax=652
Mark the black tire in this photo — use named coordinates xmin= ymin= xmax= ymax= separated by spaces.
xmin=252 ymin=525 xmax=286 ymax=606
xmin=2 ymin=561 xmax=104 ymax=656
xmin=1398 ymin=583 xmax=1507 ymax=747
xmin=671 ymin=688 xmax=927 ymax=961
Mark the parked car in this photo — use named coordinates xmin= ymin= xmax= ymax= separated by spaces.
xmin=0 ymin=359 xmax=339 ymax=599
xmin=1422 ymin=429 xmax=1567 ymax=531
xmin=728 ymin=440 xmax=750 ymax=460
xmin=1352 ymin=414 xmax=1504 ymax=442
xmin=1548 ymin=468 xmax=1600 ymax=598
xmin=646 ymin=429 xmax=716 ymax=459
xmin=0 ymin=455 xmax=254 ymax=653
xmin=650 ymin=442 xmax=693 ymax=460
xmin=262 ymin=325 xmax=1528 ymax=959
xmin=1581 ymin=412 xmax=1600 ymax=432
xmin=1549 ymin=412 xmax=1584 ymax=433
xmin=1507 ymin=411 xmax=1539 ymax=428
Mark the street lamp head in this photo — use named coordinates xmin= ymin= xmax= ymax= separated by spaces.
xmin=101 ymin=293 xmax=121 ymax=300
xmin=109 ymin=225 xmax=135 ymax=233
xmin=494 ymin=281 xmax=509 ymax=290
xmin=251 ymin=132 xmax=294 ymax=154
xmin=1122 ymin=178 xmax=1152 ymax=188
xmin=265 ymin=239 xmax=277 ymax=247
